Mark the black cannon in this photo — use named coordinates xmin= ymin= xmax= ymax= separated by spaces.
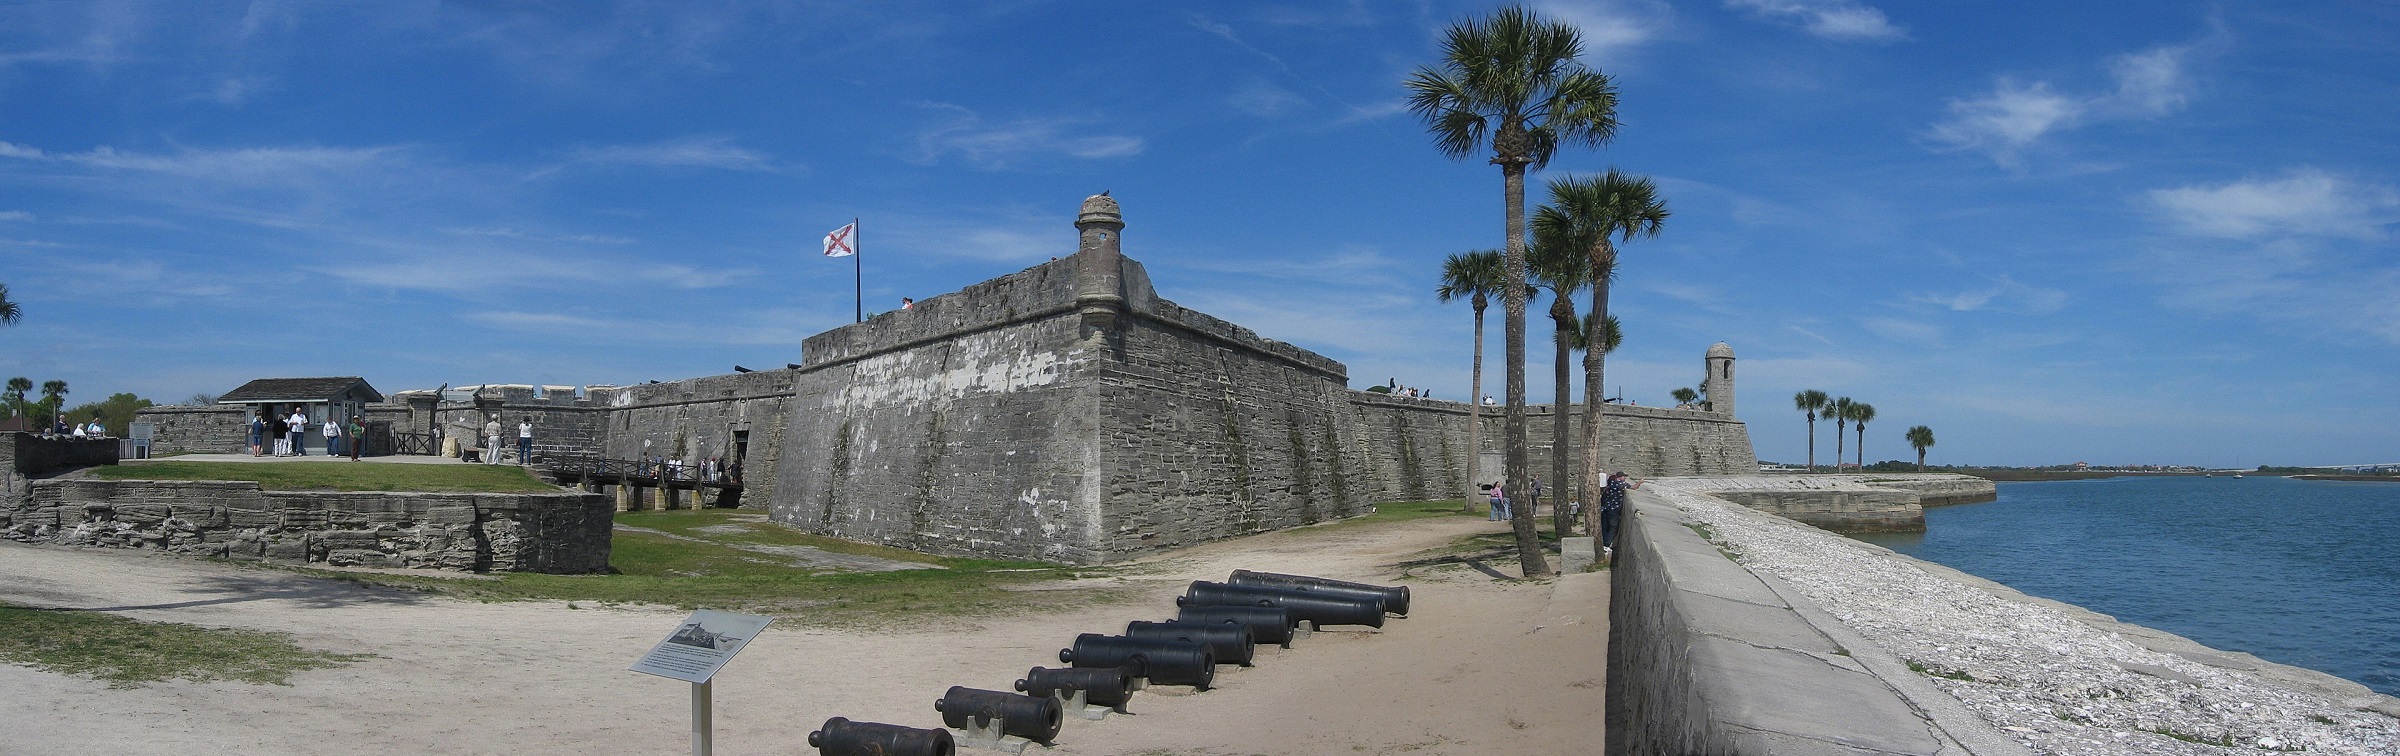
xmin=1176 ymin=581 xmax=1386 ymax=629
xmin=1175 ymin=605 xmax=1296 ymax=647
xmin=1016 ymin=665 xmax=1137 ymax=708
xmin=808 ymin=717 xmax=954 ymax=756
xmin=1125 ymin=620 xmax=1256 ymax=666
xmin=1228 ymin=569 xmax=1411 ymax=616
xmin=1058 ymin=633 xmax=1216 ymax=689
xmin=934 ymin=686 xmax=1063 ymax=744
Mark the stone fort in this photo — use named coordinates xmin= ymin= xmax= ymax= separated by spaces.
xmin=139 ymin=194 xmax=1755 ymax=564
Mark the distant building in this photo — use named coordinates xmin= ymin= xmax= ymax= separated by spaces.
xmin=2071 ymin=461 xmax=2090 ymax=471
xmin=217 ymin=377 xmax=385 ymax=454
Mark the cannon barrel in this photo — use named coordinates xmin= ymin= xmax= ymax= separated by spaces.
xmin=1175 ymin=605 xmax=1296 ymax=647
xmin=1058 ymin=633 xmax=1216 ymax=689
xmin=1227 ymin=569 xmax=1410 ymax=616
xmin=1176 ymin=581 xmax=1386 ymax=629
xmin=1124 ymin=620 xmax=1256 ymax=666
xmin=934 ymin=686 xmax=1063 ymax=744
xmin=1015 ymin=665 xmax=1137 ymax=707
xmin=808 ymin=717 xmax=955 ymax=756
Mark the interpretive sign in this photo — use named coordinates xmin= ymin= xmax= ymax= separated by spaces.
xmin=630 ymin=609 xmax=774 ymax=684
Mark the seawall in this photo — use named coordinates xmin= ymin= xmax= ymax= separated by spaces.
xmin=1608 ymin=479 xmax=2400 ymax=754
xmin=1661 ymin=474 xmax=1997 ymax=533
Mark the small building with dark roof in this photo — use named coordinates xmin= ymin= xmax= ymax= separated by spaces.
xmin=217 ymin=377 xmax=384 ymax=454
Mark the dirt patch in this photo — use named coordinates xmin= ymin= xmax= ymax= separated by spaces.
xmin=0 ymin=514 xmax=1606 ymax=755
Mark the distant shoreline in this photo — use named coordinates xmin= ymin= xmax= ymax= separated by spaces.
xmin=1944 ymin=470 xmax=2400 ymax=483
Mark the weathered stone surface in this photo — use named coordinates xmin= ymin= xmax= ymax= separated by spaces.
xmin=5 ymin=479 xmax=610 ymax=574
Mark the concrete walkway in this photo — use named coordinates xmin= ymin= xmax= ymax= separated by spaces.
xmin=133 ymin=453 xmax=478 ymax=466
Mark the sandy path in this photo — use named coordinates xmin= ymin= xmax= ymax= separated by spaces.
xmin=0 ymin=516 xmax=1604 ymax=756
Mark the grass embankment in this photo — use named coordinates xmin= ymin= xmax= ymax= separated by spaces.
xmin=301 ymin=509 xmax=1126 ymax=628
xmin=1388 ymin=500 xmax=1598 ymax=577
xmin=1331 ymin=498 xmax=1487 ymax=528
xmin=0 ymin=603 xmax=367 ymax=688
xmin=95 ymin=461 xmax=556 ymax=493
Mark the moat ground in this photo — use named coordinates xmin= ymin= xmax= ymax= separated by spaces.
xmin=0 ymin=506 xmax=1605 ymax=755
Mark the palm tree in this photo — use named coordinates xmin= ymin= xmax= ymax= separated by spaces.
xmin=1906 ymin=425 xmax=1936 ymax=472
xmin=0 ymin=283 xmax=20 ymax=327
xmin=38 ymin=379 xmax=66 ymax=423
xmin=1530 ymin=233 xmax=1590 ymax=538
xmin=1532 ymin=170 xmax=1665 ymax=537
xmin=1437 ymin=250 xmax=1506 ymax=512
xmin=1571 ymin=312 xmax=1622 ymax=355
xmin=1409 ymin=5 xmax=1618 ymax=578
xmin=1850 ymin=402 xmax=1876 ymax=469
xmin=2 ymin=376 xmax=27 ymax=419
xmin=1671 ymin=387 xmax=1698 ymax=406
xmin=1827 ymin=396 xmax=1854 ymax=471
xmin=1793 ymin=390 xmax=1829 ymax=472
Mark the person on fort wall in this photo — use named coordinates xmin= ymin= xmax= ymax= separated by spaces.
xmin=516 ymin=418 xmax=533 ymax=466
xmin=347 ymin=415 xmax=365 ymax=462
xmin=1599 ymin=471 xmax=1642 ymax=557
xmin=483 ymin=415 xmax=502 ymax=465
xmin=248 ymin=412 xmax=266 ymax=457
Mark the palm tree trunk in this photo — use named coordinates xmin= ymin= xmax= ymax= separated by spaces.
xmin=1500 ymin=161 xmax=1549 ymax=578
xmin=1833 ymin=420 xmax=1846 ymax=471
xmin=1549 ymin=301 xmax=1573 ymax=540
xmin=1463 ymin=303 xmax=1487 ymax=512
xmin=1579 ymin=280 xmax=1608 ymax=538
xmin=1857 ymin=425 xmax=1867 ymax=469
xmin=1917 ymin=448 xmax=1926 ymax=472
xmin=1805 ymin=416 xmax=1815 ymax=473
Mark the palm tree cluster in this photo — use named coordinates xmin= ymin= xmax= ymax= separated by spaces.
xmin=1791 ymin=391 xmax=1900 ymax=471
xmin=3 ymin=376 xmax=67 ymax=425
xmin=1415 ymin=5 xmax=1667 ymax=577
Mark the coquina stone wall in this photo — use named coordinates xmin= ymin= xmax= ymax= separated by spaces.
xmin=3 ymin=479 xmax=611 ymax=573
xmin=5 ymin=433 xmax=119 ymax=499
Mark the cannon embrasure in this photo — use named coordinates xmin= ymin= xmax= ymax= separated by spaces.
xmin=1176 ymin=581 xmax=1386 ymax=629
xmin=1175 ymin=604 xmax=1297 ymax=647
xmin=1227 ymin=569 xmax=1411 ymax=616
xmin=1058 ymin=633 xmax=1216 ymax=689
xmin=934 ymin=686 xmax=1064 ymax=745
xmin=1124 ymin=620 xmax=1256 ymax=666
xmin=808 ymin=717 xmax=955 ymax=756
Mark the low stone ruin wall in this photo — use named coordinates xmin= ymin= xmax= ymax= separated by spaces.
xmin=4 ymin=433 xmax=118 ymax=499
xmin=1857 ymin=473 xmax=2001 ymax=506
xmin=1652 ymin=474 xmax=1997 ymax=533
xmin=3 ymin=479 xmax=612 ymax=574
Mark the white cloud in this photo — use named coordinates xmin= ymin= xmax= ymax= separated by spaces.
xmin=1535 ymin=0 xmax=1675 ymax=58
xmin=1929 ymin=43 xmax=2197 ymax=166
xmin=447 ymin=227 xmax=636 ymax=245
xmin=1860 ymin=316 xmax=1941 ymax=344
xmin=564 ymin=136 xmax=774 ymax=172
xmin=1906 ymin=274 xmax=2067 ymax=314
xmin=0 ymin=139 xmax=405 ymax=182
xmin=2147 ymin=169 xmax=2400 ymax=240
xmin=0 ymin=211 xmax=32 ymax=222
xmin=909 ymin=104 xmax=1143 ymax=169
xmin=1229 ymin=80 xmax=1307 ymax=117
xmin=1725 ymin=0 xmax=1906 ymax=42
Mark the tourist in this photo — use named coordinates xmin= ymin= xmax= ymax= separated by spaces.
xmin=347 ymin=416 xmax=365 ymax=461
xmin=248 ymin=413 xmax=266 ymax=457
xmin=516 ymin=418 xmax=533 ymax=465
xmin=1599 ymin=472 xmax=1642 ymax=557
xmin=482 ymin=415 xmax=502 ymax=465
xmin=269 ymin=413 xmax=287 ymax=456
xmin=51 ymin=414 xmax=67 ymax=437
xmin=286 ymin=408 xmax=308 ymax=456
xmin=70 ymin=420 xmax=86 ymax=438
xmin=725 ymin=459 xmax=743 ymax=485
xmin=1488 ymin=481 xmax=1510 ymax=521
xmin=901 ymin=297 xmax=914 ymax=310
xmin=1527 ymin=477 xmax=1543 ymax=516
xmin=323 ymin=416 xmax=343 ymax=457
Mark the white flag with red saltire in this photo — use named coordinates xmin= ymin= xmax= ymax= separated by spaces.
xmin=823 ymin=222 xmax=857 ymax=257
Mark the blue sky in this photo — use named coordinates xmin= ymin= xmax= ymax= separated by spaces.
xmin=2 ymin=1 xmax=2395 ymax=468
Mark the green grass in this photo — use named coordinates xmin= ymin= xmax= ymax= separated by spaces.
xmin=0 ymin=603 xmax=368 ymax=688
xmin=95 ymin=461 xmax=556 ymax=493
xmin=1906 ymin=659 xmax=1976 ymax=681
xmin=1330 ymin=499 xmax=1485 ymax=528
xmin=294 ymin=509 xmax=1133 ymax=628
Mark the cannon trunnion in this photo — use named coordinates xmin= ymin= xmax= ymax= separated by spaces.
xmin=1227 ymin=569 xmax=1411 ymax=616
xmin=809 ymin=717 xmax=955 ymax=756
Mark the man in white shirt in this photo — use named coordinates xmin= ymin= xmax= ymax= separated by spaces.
xmin=483 ymin=416 xmax=503 ymax=465
xmin=516 ymin=419 xmax=533 ymax=465
xmin=287 ymin=410 xmax=308 ymax=456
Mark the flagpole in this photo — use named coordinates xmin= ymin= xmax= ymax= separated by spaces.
xmin=852 ymin=217 xmax=862 ymax=324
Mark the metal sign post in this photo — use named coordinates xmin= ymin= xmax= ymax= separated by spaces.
xmin=631 ymin=609 xmax=774 ymax=756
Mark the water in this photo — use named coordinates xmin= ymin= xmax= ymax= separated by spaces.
xmin=1853 ymin=475 xmax=2400 ymax=696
